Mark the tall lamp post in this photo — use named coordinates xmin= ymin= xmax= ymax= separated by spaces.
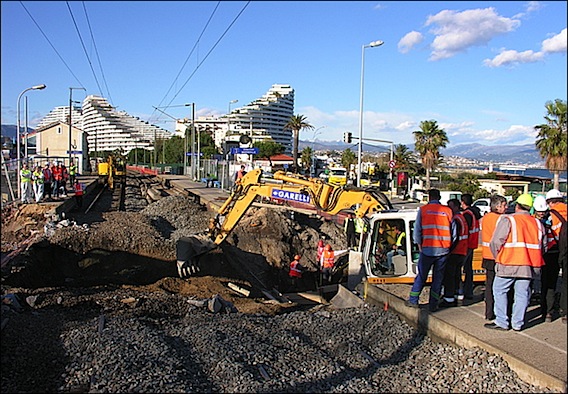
xmin=357 ymin=40 xmax=384 ymax=187
xmin=17 ymin=84 xmax=46 ymax=199
xmin=69 ymin=87 xmax=86 ymax=167
xmin=228 ymin=99 xmax=238 ymax=134
xmin=311 ymin=126 xmax=325 ymax=177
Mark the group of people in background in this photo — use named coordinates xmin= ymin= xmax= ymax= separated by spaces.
xmin=19 ymin=160 xmax=80 ymax=204
xmin=406 ymin=188 xmax=567 ymax=331
xmin=287 ymin=239 xmax=338 ymax=290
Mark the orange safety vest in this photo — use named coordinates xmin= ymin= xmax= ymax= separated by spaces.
xmin=549 ymin=202 xmax=567 ymax=241
xmin=496 ymin=214 xmax=545 ymax=268
xmin=74 ymin=183 xmax=83 ymax=196
xmin=480 ymin=212 xmax=501 ymax=260
xmin=322 ymin=250 xmax=335 ymax=268
xmin=289 ymin=260 xmax=302 ymax=278
xmin=463 ymin=209 xmax=479 ymax=249
xmin=452 ymin=213 xmax=469 ymax=256
xmin=419 ymin=204 xmax=452 ymax=249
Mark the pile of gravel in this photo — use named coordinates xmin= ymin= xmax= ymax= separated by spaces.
xmin=1 ymin=290 xmax=555 ymax=393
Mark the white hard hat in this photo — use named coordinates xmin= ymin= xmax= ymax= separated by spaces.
xmin=533 ymin=195 xmax=548 ymax=212
xmin=546 ymin=189 xmax=563 ymax=201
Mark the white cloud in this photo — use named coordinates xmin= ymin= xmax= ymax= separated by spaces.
xmin=483 ymin=49 xmax=544 ymax=68
xmin=449 ymin=124 xmax=537 ymax=145
xmin=425 ymin=7 xmax=521 ymax=60
xmin=542 ymin=28 xmax=567 ymax=53
xmin=398 ymin=31 xmax=424 ymax=54
xmin=513 ymin=1 xmax=543 ymax=19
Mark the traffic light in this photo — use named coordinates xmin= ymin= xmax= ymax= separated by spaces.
xmin=343 ymin=132 xmax=352 ymax=144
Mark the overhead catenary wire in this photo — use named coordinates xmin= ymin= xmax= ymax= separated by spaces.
xmin=150 ymin=1 xmax=221 ymax=124
xmin=81 ymin=1 xmax=113 ymax=105
xmin=66 ymin=1 xmax=104 ymax=96
xmin=19 ymin=1 xmax=84 ymax=87
xmin=149 ymin=1 xmax=251 ymax=126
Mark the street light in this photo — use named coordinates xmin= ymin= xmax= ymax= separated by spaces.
xmin=69 ymin=87 xmax=86 ymax=168
xmin=357 ymin=39 xmax=384 ymax=187
xmin=227 ymin=99 xmax=238 ymax=136
xmin=311 ymin=126 xmax=326 ymax=177
xmin=17 ymin=84 xmax=46 ymax=199
xmin=153 ymin=103 xmax=194 ymax=175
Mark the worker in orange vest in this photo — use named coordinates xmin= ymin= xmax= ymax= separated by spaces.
xmin=479 ymin=194 xmax=508 ymax=321
xmin=440 ymin=198 xmax=469 ymax=308
xmin=73 ymin=179 xmax=84 ymax=208
xmin=288 ymin=255 xmax=303 ymax=289
xmin=321 ymin=244 xmax=335 ymax=283
xmin=406 ymin=189 xmax=453 ymax=311
xmin=316 ymin=240 xmax=325 ymax=267
xmin=485 ymin=193 xmax=546 ymax=332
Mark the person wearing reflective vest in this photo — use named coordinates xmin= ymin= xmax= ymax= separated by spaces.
xmin=316 ymin=240 xmax=325 ymax=266
xmin=31 ymin=165 xmax=45 ymax=203
xmin=440 ymin=199 xmax=469 ymax=307
xmin=69 ymin=160 xmax=77 ymax=186
xmin=73 ymin=179 xmax=84 ymax=208
xmin=485 ymin=193 xmax=546 ymax=332
xmin=479 ymin=194 xmax=508 ymax=321
xmin=545 ymin=189 xmax=567 ymax=323
xmin=533 ymin=195 xmax=559 ymax=323
xmin=406 ymin=189 xmax=452 ymax=311
xmin=459 ymin=194 xmax=481 ymax=301
xmin=288 ymin=255 xmax=303 ymax=289
xmin=321 ymin=244 xmax=335 ymax=283
xmin=20 ymin=163 xmax=32 ymax=204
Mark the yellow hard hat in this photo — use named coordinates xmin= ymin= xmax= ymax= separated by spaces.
xmin=516 ymin=193 xmax=533 ymax=208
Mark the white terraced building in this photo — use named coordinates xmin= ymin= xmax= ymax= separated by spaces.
xmin=81 ymin=95 xmax=172 ymax=154
xmin=36 ymin=105 xmax=83 ymax=129
xmin=177 ymin=84 xmax=295 ymax=154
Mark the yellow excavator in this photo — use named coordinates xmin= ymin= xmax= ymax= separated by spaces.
xmin=97 ymin=152 xmax=127 ymax=189
xmin=176 ymin=168 xmax=393 ymax=277
xmin=176 ymin=168 xmax=487 ymax=287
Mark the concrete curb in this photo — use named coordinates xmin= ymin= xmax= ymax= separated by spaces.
xmin=357 ymin=281 xmax=567 ymax=393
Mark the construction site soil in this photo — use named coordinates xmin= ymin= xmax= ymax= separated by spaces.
xmin=0 ymin=179 xmax=554 ymax=393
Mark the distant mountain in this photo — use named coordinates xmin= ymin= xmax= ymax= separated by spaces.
xmin=299 ymin=140 xmax=543 ymax=165
xmin=1 ymin=124 xmax=35 ymax=140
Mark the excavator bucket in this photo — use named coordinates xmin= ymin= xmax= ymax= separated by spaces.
xmin=176 ymin=234 xmax=218 ymax=278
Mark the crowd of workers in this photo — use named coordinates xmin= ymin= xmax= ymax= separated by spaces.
xmin=19 ymin=160 xmax=82 ymax=205
xmin=406 ymin=188 xmax=567 ymax=331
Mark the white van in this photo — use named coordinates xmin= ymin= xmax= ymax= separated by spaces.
xmin=439 ymin=191 xmax=462 ymax=206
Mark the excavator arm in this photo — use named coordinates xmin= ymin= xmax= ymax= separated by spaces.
xmin=176 ymin=168 xmax=393 ymax=278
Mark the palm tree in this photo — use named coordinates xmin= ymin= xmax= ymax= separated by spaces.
xmin=413 ymin=120 xmax=449 ymax=190
xmin=535 ymin=99 xmax=567 ymax=190
xmin=284 ymin=114 xmax=314 ymax=173
xmin=393 ymin=144 xmax=419 ymax=175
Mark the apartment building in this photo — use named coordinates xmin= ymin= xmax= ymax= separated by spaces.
xmin=82 ymin=95 xmax=172 ymax=154
xmin=182 ymin=84 xmax=295 ymax=154
xmin=36 ymin=105 xmax=83 ymax=129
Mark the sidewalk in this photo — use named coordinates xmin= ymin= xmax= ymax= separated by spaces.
xmin=157 ymin=172 xmax=567 ymax=392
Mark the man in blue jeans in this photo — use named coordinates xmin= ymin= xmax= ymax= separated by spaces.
xmin=485 ymin=193 xmax=546 ymax=332
xmin=405 ymin=189 xmax=453 ymax=312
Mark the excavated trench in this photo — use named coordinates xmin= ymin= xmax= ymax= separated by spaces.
xmin=1 ymin=172 xmax=349 ymax=300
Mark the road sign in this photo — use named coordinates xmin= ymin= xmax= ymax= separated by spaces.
xmin=66 ymin=150 xmax=83 ymax=155
xmin=230 ymin=147 xmax=259 ymax=155
xmin=388 ymin=160 xmax=396 ymax=169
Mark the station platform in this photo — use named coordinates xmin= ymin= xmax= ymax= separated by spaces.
xmin=156 ymin=173 xmax=567 ymax=392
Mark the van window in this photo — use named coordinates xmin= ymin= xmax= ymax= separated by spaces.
xmin=367 ymin=219 xmax=406 ymax=276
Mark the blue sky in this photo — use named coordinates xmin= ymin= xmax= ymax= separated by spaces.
xmin=1 ymin=1 xmax=566 ymax=147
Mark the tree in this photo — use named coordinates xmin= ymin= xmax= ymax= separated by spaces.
xmin=535 ymin=98 xmax=567 ymax=190
xmin=284 ymin=114 xmax=314 ymax=173
xmin=300 ymin=147 xmax=313 ymax=172
xmin=393 ymin=144 xmax=420 ymax=175
xmin=341 ymin=149 xmax=357 ymax=170
xmin=413 ymin=120 xmax=449 ymax=190
xmin=253 ymin=141 xmax=284 ymax=168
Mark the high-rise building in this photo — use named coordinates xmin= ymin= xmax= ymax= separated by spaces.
xmin=189 ymin=84 xmax=295 ymax=154
xmin=81 ymin=95 xmax=172 ymax=154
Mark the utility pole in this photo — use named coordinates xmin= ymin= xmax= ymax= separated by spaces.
xmin=69 ymin=87 xmax=85 ymax=167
